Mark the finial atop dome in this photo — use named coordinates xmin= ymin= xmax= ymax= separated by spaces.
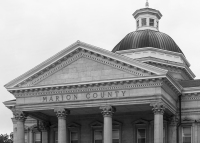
xmin=145 ymin=0 xmax=149 ymax=8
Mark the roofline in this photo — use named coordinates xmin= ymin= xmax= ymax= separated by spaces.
xmin=4 ymin=41 xmax=168 ymax=88
xmin=132 ymin=8 xmax=162 ymax=20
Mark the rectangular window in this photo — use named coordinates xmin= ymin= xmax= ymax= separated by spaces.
xmin=71 ymin=131 xmax=78 ymax=143
xmin=137 ymin=129 xmax=146 ymax=143
xmin=182 ymin=127 xmax=191 ymax=143
xmin=94 ymin=130 xmax=103 ymax=143
xmin=113 ymin=130 xmax=119 ymax=143
xmin=34 ymin=132 xmax=41 ymax=143
xmin=149 ymin=19 xmax=154 ymax=26
xmin=137 ymin=20 xmax=139 ymax=28
xmin=157 ymin=21 xmax=159 ymax=28
xmin=141 ymin=18 xmax=146 ymax=26
xmin=55 ymin=131 xmax=58 ymax=143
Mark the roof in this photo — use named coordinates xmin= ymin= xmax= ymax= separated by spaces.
xmin=112 ymin=29 xmax=184 ymax=54
xmin=179 ymin=79 xmax=200 ymax=88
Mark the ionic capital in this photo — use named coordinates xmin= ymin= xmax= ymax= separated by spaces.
xmin=54 ymin=108 xmax=70 ymax=119
xmin=100 ymin=105 xmax=116 ymax=117
xmin=13 ymin=110 xmax=27 ymax=122
xmin=150 ymin=101 xmax=165 ymax=115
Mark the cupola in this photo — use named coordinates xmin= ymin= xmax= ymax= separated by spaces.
xmin=133 ymin=0 xmax=162 ymax=31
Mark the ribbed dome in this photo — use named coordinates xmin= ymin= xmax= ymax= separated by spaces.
xmin=112 ymin=30 xmax=183 ymax=54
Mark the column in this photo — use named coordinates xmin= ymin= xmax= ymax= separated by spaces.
xmin=39 ymin=122 xmax=49 ymax=143
xmin=54 ymin=108 xmax=70 ymax=143
xmin=49 ymin=127 xmax=54 ymax=143
xmin=28 ymin=129 xmax=33 ymax=143
xmin=12 ymin=118 xmax=17 ymax=143
xmin=14 ymin=110 xmax=27 ymax=143
xmin=100 ymin=105 xmax=116 ymax=143
xmin=168 ymin=115 xmax=178 ymax=143
xmin=151 ymin=102 xmax=165 ymax=143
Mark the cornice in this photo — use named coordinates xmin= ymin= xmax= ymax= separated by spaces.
xmin=115 ymin=47 xmax=191 ymax=67
xmin=5 ymin=41 xmax=167 ymax=89
xmin=11 ymin=76 xmax=165 ymax=98
xmin=143 ymin=59 xmax=195 ymax=80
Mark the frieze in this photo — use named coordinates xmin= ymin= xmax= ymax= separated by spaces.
xmin=16 ymin=49 xmax=153 ymax=87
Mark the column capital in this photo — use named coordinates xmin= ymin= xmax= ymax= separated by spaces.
xmin=54 ymin=108 xmax=70 ymax=119
xmin=150 ymin=101 xmax=165 ymax=115
xmin=169 ymin=115 xmax=179 ymax=126
xmin=13 ymin=110 xmax=27 ymax=122
xmin=100 ymin=105 xmax=116 ymax=117
xmin=38 ymin=121 xmax=50 ymax=131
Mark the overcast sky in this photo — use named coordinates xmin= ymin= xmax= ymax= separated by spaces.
xmin=1 ymin=0 xmax=200 ymax=134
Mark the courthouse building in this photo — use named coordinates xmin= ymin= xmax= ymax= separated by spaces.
xmin=3 ymin=2 xmax=200 ymax=143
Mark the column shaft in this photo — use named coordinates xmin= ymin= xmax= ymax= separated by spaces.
xmin=29 ymin=130 xmax=33 ymax=143
xmin=104 ymin=116 xmax=112 ymax=143
xmin=58 ymin=118 xmax=67 ymax=143
xmin=154 ymin=114 xmax=163 ymax=143
xmin=16 ymin=120 xmax=25 ymax=143
xmin=42 ymin=131 xmax=48 ymax=143
xmin=13 ymin=126 xmax=17 ymax=143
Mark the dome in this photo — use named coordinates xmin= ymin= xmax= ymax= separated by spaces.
xmin=112 ymin=29 xmax=183 ymax=54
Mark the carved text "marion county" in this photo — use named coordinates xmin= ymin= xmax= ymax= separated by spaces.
xmin=42 ymin=90 xmax=129 ymax=103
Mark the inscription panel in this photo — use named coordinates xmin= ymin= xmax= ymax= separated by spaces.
xmin=42 ymin=90 xmax=129 ymax=102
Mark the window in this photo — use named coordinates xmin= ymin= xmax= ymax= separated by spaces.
xmin=34 ymin=132 xmax=41 ymax=143
xmin=137 ymin=20 xmax=139 ymax=28
xmin=157 ymin=21 xmax=159 ymax=28
xmin=149 ymin=19 xmax=154 ymax=26
xmin=55 ymin=131 xmax=58 ymax=143
xmin=141 ymin=18 xmax=146 ymax=26
xmin=94 ymin=130 xmax=103 ymax=143
xmin=68 ymin=123 xmax=81 ymax=143
xmin=182 ymin=127 xmax=191 ymax=143
xmin=91 ymin=121 xmax=121 ymax=143
xmin=71 ymin=131 xmax=78 ymax=143
xmin=137 ymin=129 xmax=146 ymax=143
xmin=113 ymin=129 xmax=119 ymax=143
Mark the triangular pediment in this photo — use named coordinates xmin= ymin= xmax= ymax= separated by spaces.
xmin=5 ymin=41 xmax=168 ymax=88
xmin=36 ymin=57 xmax=138 ymax=86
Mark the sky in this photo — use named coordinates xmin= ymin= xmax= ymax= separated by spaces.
xmin=0 ymin=0 xmax=200 ymax=134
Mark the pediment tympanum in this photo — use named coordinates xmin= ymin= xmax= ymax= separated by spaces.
xmin=36 ymin=57 xmax=136 ymax=86
xmin=5 ymin=41 xmax=168 ymax=89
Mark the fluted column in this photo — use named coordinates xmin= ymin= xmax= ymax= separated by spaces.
xmin=151 ymin=102 xmax=165 ymax=143
xmin=14 ymin=110 xmax=27 ymax=143
xmin=54 ymin=108 xmax=70 ymax=143
xmin=100 ymin=105 xmax=116 ymax=143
